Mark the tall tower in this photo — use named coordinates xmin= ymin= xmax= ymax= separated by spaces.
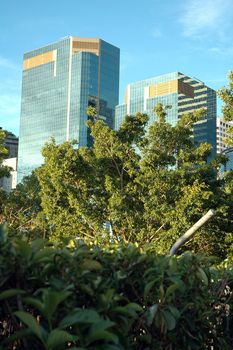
xmin=115 ymin=72 xmax=216 ymax=159
xmin=18 ymin=36 xmax=120 ymax=182
xmin=216 ymin=118 xmax=233 ymax=154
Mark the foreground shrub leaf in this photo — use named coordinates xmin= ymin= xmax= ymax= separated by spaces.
xmin=146 ymin=304 xmax=158 ymax=326
xmin=87 ymin=330 xmax=119 ymax=345
xmin=3 ymin=328 xmax=32 ymax=345
xmin=0 ymin=289 xmax=25 ymax=301
xmin=46 ymin=329 xmax=77 ymax=349
xmin=14 ymin=311 xmax=47 ymax=342
xmin=81 ymin=259 xmax=102 ymax=271
xmin=197 ymin=267 xmax=209 ymax=286
xmin=23 ymin=297 xmax=44 ymax=314
xmin=42 ymin=289 xmax=72 ymax=321
xmin=162 ymin=310 xmax=177 ymax=331
xmin=59 ymin=309 xmax=101 ymax=328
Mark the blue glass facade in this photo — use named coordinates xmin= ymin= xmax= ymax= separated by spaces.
xmin=115 ymin=72 xmax=216 ymax=158
xmin=18 ymin=37 xmax=120 ymax=182
xmin=221 ymin=148 xmax=233 ymax=173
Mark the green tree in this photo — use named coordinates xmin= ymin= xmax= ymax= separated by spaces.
xmin=140 ymin=106 xmax=218 ymax=252
xmin=36 ymin=105 xmax=233 ymax=257
xmin=0 ymin=129 xmax=10 ymax=220
xmin=217 ymin=71 xmax=233 ymax=256
xmin=36 ymin=112 xmax=149 ymax=242
xmin=1 ymin=172 xmax=46 ymax=238
xmin=0 ymin=129 xmax=10 ymax=179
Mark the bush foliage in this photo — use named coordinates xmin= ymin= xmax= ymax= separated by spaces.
xmin=0 ymin=227 xmax=232 ymax=350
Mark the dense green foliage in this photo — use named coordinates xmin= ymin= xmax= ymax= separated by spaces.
xmin=0 ymin=228 xmax=232 ymax=349
xmin=32 ymin=105 xmax=233 ymax=258
xmin=0 ymin=129 xmax=10 ymax=219
xmin=218 ymin=71 xmax=233 ymax=204
xmin=1 ymin=172 xmax=44 ymax=236
xmin=0 ymin=129 xmax=10 ymax=179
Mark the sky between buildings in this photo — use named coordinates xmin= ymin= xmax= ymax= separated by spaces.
xmin=1 ymin=0 xmax=233 ymax=135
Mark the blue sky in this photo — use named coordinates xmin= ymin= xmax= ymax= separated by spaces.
xmin=1 ymin=0 xmax=233 ymax=135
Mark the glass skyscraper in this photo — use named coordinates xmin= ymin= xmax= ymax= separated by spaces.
xmin=18 ymin=36 xmax=120 ymax=182
xmin=115 ymin=72 xmax=216 ymax=158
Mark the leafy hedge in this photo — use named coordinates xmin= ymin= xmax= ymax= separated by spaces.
xmin=0 ymin=227 xmax=232 ymax=350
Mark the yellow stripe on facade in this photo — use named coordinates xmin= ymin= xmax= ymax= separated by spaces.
xmin=72 ymin=37 xmax=100 ymax=55
xmin=149 ymin=79 xmax=194 ymax=99
xmin=23 ymin=50 xmax=55 ymax=70
xmin=149 ymin=80 xmax=178 ymax=98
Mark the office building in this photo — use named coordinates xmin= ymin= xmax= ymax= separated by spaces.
xmin=0 ymin=130 xmax=18 ymax=192
xmin=217 ymin=119 xmax=233 ymax=174
xmin=0 ymin=157 xmax=17 ymax=192
xmin=216 ymin=118 xmax=233 ymax=154
xmin=115 ymin=72 xmax=216 ymax=158
xmin=5 ymin=132 xmax=18 ymax=158
xmin=18 ymin=36 xmax=120 ymax=182
xmin=0 ymin=129 xmax=18 ymax=158
xmin=221 ymin=148 xmax=233 ymax=171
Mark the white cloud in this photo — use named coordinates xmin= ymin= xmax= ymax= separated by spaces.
xmin=179 ymin=0 xmax=233 ymax=39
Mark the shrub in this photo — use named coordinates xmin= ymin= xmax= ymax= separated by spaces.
xmin=0 ymin=226 xmax=232 ymax=349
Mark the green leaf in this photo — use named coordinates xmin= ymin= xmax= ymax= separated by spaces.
xmin=89 ymin=319 xmax=115 ymax=332
xmin=2 ymin=328 xmax=32 ymax=345
xmin=146 ymin=304 xmax=158 ymax=326
xmin=14 ymin=311 xmax=47 ymax=343
xmin=144 ymin=280 xmax=156 ymax=298
xmin=31 ymin=238 xmax=45 ymax=252
xmin=165 ymin=283 xmax=180 ymax=297
xmin=115 ymin=270 xmax=127 ymax=280
xmin=126 ymin=303 xmax=143 ymax=313
xmin=0 ymin=224 xmax=8 ymax=243
xmin=197 ymin=267 xmax=209 ymax=286
xmin=79 ymin=284 xmax=94 ymax=296
xmin=87 ymin=330 xmax=118 ymax=345
xmin=0 ymin=289 xmax=25 ymax=301
xmin=162 ymin=310 xmax=177 ymax=331
xmin=168 ymin=306 xmax=180 ymax=320
xmin=100 ymin=289 xmax=115 ymax=306
xmin=165 ymin=278 xmax=186 ymax=298
xmin=14 ymin=240 xmax=32 ymax=260
xmin=33 ymin=248 xmax=55 ymax=263
xmin=112 ymin=304 xmax=142 ymax=319
xmin=81 ymin=259 xmax=102 ymax=270
xmin=46 ymin=329 xmax=77 ymax=349
xmin=169 ymin=277 xmax=186 ymax=292
xmin=59 ymin=309 xmax=101 ymax=328
xmin=42 ymin=289 xmax=72 ymax=321
xmin=23 ymin=297 xmax=44 ymax=313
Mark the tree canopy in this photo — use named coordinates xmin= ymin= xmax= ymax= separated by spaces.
xmin=33 ymin=104 xmax=233 ymax=258
xmin=0 ymin=129 xmax=11 ymax=219
xmin=0 ymin=129 xmax=10 ymax=179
